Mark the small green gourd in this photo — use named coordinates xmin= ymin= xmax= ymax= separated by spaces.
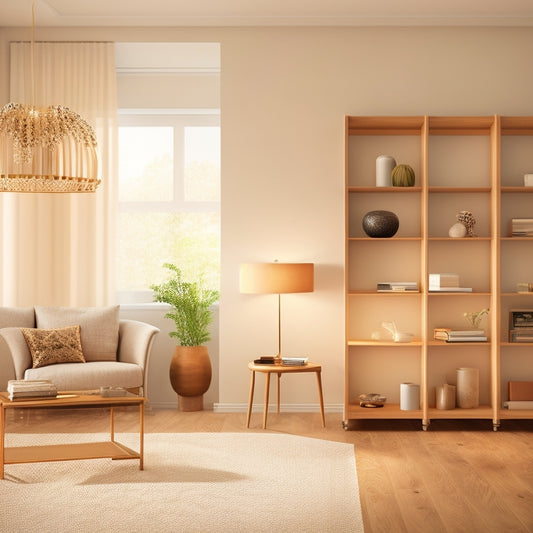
xmin=391 ymin=164 xmax=415 ymax=187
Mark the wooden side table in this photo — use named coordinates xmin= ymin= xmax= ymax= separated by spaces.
xmin=246 ymin=361 xmax=326 ymax=429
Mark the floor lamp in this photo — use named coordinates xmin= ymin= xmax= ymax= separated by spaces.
xmin=240 ymin=262 xmax=314 ymax=365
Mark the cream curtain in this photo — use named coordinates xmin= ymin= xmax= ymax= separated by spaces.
xmin=0 ymin=42 xmax=117 ymax=306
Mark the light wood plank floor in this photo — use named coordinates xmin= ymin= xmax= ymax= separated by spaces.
xmin=4 ymin=407 xmax=533 ymax=533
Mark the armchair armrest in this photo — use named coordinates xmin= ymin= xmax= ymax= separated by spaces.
xmin=0 ymin=327 xmax=32 ymax=380
xmin=117 ymin=319 xmax=159 ymax=397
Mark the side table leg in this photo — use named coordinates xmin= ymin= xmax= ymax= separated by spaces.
xmin=246 ymin=371 xmax=256 ymax=428
xmin=263 ymin=372 xmax=271 ymax=429
xmin=316 ymin=370 xmax=326 ymax=428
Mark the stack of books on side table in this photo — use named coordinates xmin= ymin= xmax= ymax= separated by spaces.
xmin=429 ymin=273 xmax=472 ymax=292
xmin=7 ymin=379 xmax=58 ymax=401
xmin=253 ymin=356 xmax=309 ymax=366
xmin=434 ymin=329 xmax=487 ymax=342
xmin=281 ymin=357 xmax=308 ymax=366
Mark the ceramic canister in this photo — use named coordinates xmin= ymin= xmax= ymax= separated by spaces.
xmin=456 ymin=367 xmax=479 ymax=408
xmin=436 ymin=383 xmax=456 ymax=410
xmin=400 ymin=382 xmax=420 ymax=410
xmin=376 ymin=155 xmax=396 ymax=187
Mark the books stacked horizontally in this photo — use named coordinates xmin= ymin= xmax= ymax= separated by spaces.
xmin=429 ymin=273 xmax=472 ymax=292
xmin=281 ymin=357 xmax=308 ymax=366
xmin=7 ymin=379 xmax=58 ymax=401
xmin=504 ymin=381 xmax=533 ymax=409
xmin=253 ymin=356 xmax=308 ymax=366
xmin=511 ymin=218 xmax=533 ymax=237
xmin=434 ymin=328 xmax=487 ymax=342
xmin=377 ymin=281 xmax=419 ymax=293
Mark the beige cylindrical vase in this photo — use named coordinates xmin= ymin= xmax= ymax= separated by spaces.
xmin=400 ymin=382 xmax=420 ymax=410
xmin=436 ymin=384 xmax=456 ymax=410
xmin=376 ymin=155 xmax=396 ymax=187
xmin=456 ymin=368 xmax=479 ymax=408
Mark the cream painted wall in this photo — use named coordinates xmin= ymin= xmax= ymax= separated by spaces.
xmin=1 ymin=25 xmax=533 ymax=412
xmin=117 ymin=73 xmax=219 ymax=109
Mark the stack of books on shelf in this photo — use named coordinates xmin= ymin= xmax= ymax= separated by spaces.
xmin=510 ymin=218 xmax=533 ymax=237
xmin=434 ymin=328 xmax=487 ymax=342
xmin=509 ymin=329 xmax=533 ymax=343
xmin=516 ymin=283 xmax=533 ymax=294
xmin=377 ymin=281 xmax=419 ymax=293
xmin=7 ymin=379 xmax=58 ymax=401
xmin=429 ymin=273 xmax=472 ymax=292
xmin=503 ymin=381 xmax=533 ymax=409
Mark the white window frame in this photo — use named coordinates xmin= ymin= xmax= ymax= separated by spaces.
xmin=117 ymin=108 xmax=220 ymax=304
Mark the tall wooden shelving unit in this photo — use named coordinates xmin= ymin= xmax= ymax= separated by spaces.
xmin=344 ymin=115 xmax=533 ymax=431
xmin=498 ymin=117 xmax=533 ymax=424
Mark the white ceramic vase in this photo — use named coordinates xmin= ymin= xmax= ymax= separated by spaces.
xmin=400 ymin=382 xmax=420 ymax=410
xmin=376 ymin=155 xmax=396 ymax=187
xmin=456 ymin=367 xmax=479 ymax=408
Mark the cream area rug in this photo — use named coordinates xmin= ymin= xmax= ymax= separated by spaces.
xmin=1 ymin=433 xmax=364 ymax=533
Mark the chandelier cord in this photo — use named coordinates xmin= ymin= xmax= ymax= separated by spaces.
xmin=31 ymin=0 xmax=35 ymax=107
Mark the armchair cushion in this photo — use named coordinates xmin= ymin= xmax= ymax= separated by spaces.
xmin=25 ymin=361 xmax=143 ymax=391
xmin=35 ymin=305 xmax=119 ymax=362
xmin=21 ymin=325 xmax=85 ymax=368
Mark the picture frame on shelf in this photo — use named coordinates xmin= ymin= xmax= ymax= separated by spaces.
xmin=509 ymin=309 xmax=533 ymax=329
xmin=509 ymin=309 xmax=533 ymax=342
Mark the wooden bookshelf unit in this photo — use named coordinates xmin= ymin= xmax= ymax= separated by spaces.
xmin=344 ymin=115 xmax=533 ymax=430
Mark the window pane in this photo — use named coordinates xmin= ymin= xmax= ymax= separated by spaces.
xmin=119 ymin=127 xmax=173 ymax=202
xmin=117 ymin=212 xmax=220 ymax=292
xmin=184 ymin=126 xmax=220 ymax=202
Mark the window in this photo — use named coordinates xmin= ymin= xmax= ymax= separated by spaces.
xmin=117 ymin=110 xmax=220 ymax=303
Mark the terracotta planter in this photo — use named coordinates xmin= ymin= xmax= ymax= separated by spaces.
xmin=169 ymin=345 xmax=212 ymax=412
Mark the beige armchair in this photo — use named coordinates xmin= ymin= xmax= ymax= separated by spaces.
xmin=0 ymin=306 xmax=159 ymax=399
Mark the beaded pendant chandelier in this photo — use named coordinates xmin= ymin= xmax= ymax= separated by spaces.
xmin=0 ymin=2 xmax=99 ymax=193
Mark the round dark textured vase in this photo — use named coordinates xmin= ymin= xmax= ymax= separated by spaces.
xmin=362 ymin=210 xmax=399 ymax=238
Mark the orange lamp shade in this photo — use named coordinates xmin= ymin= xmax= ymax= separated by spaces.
xmin=240 ymin=263 xmax=314 ymax=294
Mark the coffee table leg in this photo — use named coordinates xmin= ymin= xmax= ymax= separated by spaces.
xmin=246 ymin=370 xmax=255 ymax=428
xmin=139 ymin=402 xmax=144 ymax=470
xmin=263 ymin=372 xmax=271 ymax=429
xmin=110 ymin=407 xmax=115 ymax=442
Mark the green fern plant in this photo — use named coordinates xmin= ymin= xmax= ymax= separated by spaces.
xmin=150 ymin=263 xmax=219 ymax=346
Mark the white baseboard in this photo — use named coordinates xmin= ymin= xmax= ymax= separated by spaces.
xmin=213 ymin=403 xmax=344 ymax=413
xmin=146 ymin=401 xmax=344 ymax=413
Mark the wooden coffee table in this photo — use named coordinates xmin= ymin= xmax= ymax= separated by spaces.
xmin=0 ymin=392 xmax=145 ymax=479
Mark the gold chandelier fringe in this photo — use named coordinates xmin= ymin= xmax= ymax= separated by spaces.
xmin=0 ymin=174 xmax=101 ymax=193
